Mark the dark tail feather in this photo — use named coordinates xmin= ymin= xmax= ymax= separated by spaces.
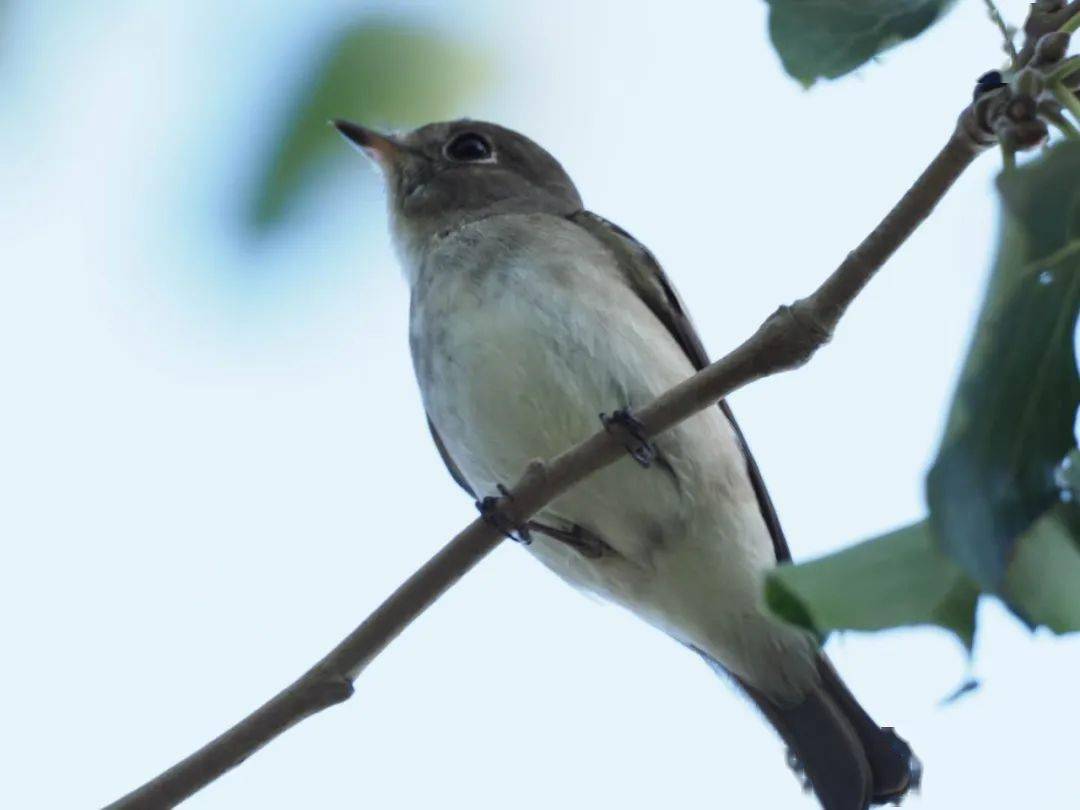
xmin=739 ymin=676 xmax=873 ymax=810
xmin=816 ymin=657 xmax=920 ymax=804
xmin=698 ymin=650 xmax=918 ymax=809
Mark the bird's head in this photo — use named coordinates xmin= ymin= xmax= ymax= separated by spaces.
xmin=334 ymin=119 xmax=582 ymax=273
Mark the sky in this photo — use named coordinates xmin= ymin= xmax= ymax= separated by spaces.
xmin=1 ymin=1 xmax=1077 ymax=808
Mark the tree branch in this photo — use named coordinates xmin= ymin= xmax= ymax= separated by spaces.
xmin=106 ymin=82 xmax=1041 ymax=810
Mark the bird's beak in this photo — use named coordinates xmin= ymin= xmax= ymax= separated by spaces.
xmin=332 ymin=119 xmax=401 ymax=172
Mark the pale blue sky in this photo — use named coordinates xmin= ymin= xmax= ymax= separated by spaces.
xmin=1 ymin=1 xmax=1077 ymax=808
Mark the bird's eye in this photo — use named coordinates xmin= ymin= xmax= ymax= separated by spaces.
xmin=444 ymin=132 xmax=494 ymax=162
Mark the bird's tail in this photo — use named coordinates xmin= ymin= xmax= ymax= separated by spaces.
xmin=704 ymin=653 xmax=919 ymax=810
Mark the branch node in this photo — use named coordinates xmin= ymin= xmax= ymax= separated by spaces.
xmin=961 ymin=73 xmax=1050 ymax=153
xmin=758 ymin=301 xmax=833 ymax=373
xmin=1011 ymin=67 xmax=1046 ymax=102
xmin=958 ymin=91 xmax=1004 ymax=151
xmin=1032 ymin=31 xmax=1072 ymax=67
xmin=305 ymin=671 xmax=355 ymax=708
xmin=517 ymin=458 xmax=549 ymax=489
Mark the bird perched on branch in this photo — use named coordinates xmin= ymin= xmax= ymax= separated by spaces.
xmin=335 ymin=117 xmax=918 ymax=810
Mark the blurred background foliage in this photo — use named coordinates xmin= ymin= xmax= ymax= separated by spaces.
xmin=248 ymin=21 xmax=487 ymax=232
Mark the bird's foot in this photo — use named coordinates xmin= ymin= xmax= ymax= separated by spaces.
xmin=600 ymin=408 xmax=655 ymax=468
xmin=525 ymin=521 xmax=612 ymax=559
xmin=475 ymin=484 xmax=531 ymax=545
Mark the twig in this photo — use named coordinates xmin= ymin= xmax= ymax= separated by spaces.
xmin=1052 ymin=81 xmax=1080 ymax=121
xmin=983 ymin=0 xmax=1020 ymax=66
xmin=1065 ymin=5 xmax=1080 ymax=34
xmin=1040 ymin=100 xmax=1080 ymax=138
xmin=1045 ymin=53 xmax=1080 ymax=83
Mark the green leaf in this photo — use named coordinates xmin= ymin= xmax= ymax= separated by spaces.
xmin=248 ymin=23 xmax=487 ymax=231
xmin=1004 ymin=505 xmax=1080 ymax=633
xmin=765 ymin=521 xmax=978 ymax=648
xmin=764 ymin=0 xmax=957 ymax=87
xmin=927 ymin=142 xmax=1080 ymax=590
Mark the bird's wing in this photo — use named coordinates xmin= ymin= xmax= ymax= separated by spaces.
xmin=427 ymin=416 xmax=476 ymax=499
xmin=567 ymin=209 xmax=792 ymax=563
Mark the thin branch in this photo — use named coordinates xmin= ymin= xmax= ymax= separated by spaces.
xmin=1040 ymin=99 xmax=1080 ymax=138
xmin=983 ymin=0 xmax=1020 ymax=66
xmin=1045 ymin=53 xmax=1080 ymax=83
xmin=1052 ymin=81 xmax=1080 ymax=122
xmin=1065 ymin=5 xmax=1080 ymax=34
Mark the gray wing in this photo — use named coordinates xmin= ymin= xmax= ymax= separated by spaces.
xmin=567 ymin=210 xmax=792 ymax=563
xmin=427 ymin=417 xmax=476 ymax=499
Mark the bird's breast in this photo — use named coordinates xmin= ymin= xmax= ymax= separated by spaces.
xmin=411 ymin=220 xmax=683 ymax=493
xmin=407 ymin=214 xmax=778 ymax=635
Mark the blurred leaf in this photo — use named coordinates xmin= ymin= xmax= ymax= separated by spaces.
xmin=764 ymin=0 xmax=957 ymax=87
xmin=249 ymin=22 xmax=487 ymax=231
xmin=927 ymin=142 xmax=1080 ymax=590
xmin=765 ymin=521 xmax=978 ymax=648
xmin=1004 ymin=505 xmax=1080 ymax=633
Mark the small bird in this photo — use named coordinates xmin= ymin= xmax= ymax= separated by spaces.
xmin=335 ymin=118 xmax=918 ymax=810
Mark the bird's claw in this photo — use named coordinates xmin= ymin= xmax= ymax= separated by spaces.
xmin=475 ymin=484 xmax=530 ymax=544
xmin=601 ymin=408 xmax=655 ymax=468
xmin=526 ymin=521 xmax=612 ymax=559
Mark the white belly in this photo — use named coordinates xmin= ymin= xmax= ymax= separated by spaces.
xmin=408 ymin=213 xmax=817 ymax=700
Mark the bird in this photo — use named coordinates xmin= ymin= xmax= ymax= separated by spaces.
xmin=334 ymin=117 xmax=918 ymax=810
